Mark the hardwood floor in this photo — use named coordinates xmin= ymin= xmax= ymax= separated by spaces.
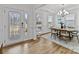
xmin=2 ymin=37 xmax=77 ymax=54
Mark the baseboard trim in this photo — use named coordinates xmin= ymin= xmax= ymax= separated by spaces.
xmin=2 ymin=39 xmax=34 ymax=49
xmin=38 ymin=32 xmax=51 ymax=36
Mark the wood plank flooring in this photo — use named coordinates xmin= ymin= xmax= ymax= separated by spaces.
xmin=2 ymin=37 xmax=77 ymax=54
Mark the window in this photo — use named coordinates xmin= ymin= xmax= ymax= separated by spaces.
xmin=55 ymin=15 xmax=62 ymax=28
xmin=65 ymin=14 xmax=75 ymax=28
xmin=48 ymin=16 xmax=53 ymax=28
xmin=55 ymin=14 xmax=75 ymax=28
xmin=24 ymin=13 xmax=28 ymax=32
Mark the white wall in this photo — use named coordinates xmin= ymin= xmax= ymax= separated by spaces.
xmin=25 ymin=4 xmax=79 ymax=39
xmin=33 ymin=5 xmax=79 ymax=36
xmin=33 ymin=9 xmax=54 ymax=37
xmin=1 ymin=4 xmax=79 ymax=45
xmin=0 ymin=5 xmax=34 ymax=45
xmin=0 ymin=7 xmax=5 ymax=43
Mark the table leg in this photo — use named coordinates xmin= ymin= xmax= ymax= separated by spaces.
xmin=59 ymin=30 xmax=61 ymax=37
xmin=68 ymin=32 xmax=72 ymax=40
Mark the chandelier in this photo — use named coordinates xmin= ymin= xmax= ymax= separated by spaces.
xmin=57 ymin=4 xmax=70 ymax=17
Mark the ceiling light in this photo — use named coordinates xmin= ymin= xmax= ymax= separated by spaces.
xmin=57 ymin=4 xmax=70 ymax=17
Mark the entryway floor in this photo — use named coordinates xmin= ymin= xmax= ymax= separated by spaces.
xmin=42 ymin=33 xmax=79 ymax=53
xmin=2 ymin=36 xmax=77 ymax=54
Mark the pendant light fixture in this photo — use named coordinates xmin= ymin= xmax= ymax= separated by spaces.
xmin=57 ymin=4 xmax=70 ymax=17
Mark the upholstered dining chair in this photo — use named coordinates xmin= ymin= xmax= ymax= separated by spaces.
xmin=51 ymin=29 xmax=58 ymax=39
xmin=71 ymin=30 xmax=79 ymax=43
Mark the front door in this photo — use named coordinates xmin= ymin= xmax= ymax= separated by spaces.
xmin=8 ymin=11 xmax=24 ymax=40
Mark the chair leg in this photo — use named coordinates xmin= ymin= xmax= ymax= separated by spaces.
xmin=77 ymin=36 xmax=79 ymax=43
xmin=51 ymin=33 xmax=53 ymax=38
xmin=54 ymin=34 xmax=56 ymax=39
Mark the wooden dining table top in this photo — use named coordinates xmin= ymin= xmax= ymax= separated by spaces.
xmin=51 ymin=27 xmax=76 ymax=32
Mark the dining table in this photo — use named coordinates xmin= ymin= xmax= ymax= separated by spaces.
xmin=50 ymin=27 xmax=76 ymax=40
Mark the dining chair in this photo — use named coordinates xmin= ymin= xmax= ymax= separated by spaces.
xmin=51 ymin=29 xmax=58 ymax=39
xmin=71 ymin=31 xmax=79 ymax=43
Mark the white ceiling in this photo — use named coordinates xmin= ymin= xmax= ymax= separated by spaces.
xmin=35 ymin=4 xmax=79 ymax=13
xmin=0 ymin=4 xmax=42 ymax=11
xmin=0 ymin=4 xmax=79 ymax=13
